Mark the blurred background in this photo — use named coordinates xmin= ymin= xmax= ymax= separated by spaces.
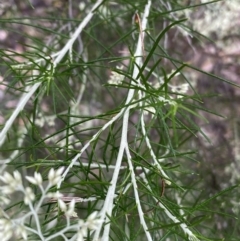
xmin=0 ymin=0 xmax=240 ymax=239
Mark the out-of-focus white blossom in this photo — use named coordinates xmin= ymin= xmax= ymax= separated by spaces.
xmin=46 ymin=191 xmax=63 ymax=199
xmin=0 ymin=196 xmax=10 ymax=205
xmin=0 ymin=218 xmax=13 ymax=241
xmin=79 ymin=2 xmax=86 ymax=11
xmin=85 ymin=211 xmax=102 ymax=230
xmin=77 ymin=211 xmax=102 ymax=241
xmin=158 ymin=96 xmax=177 ymax=106
xmin=1 ymin=185 xmax=15 ymax=195
xmin=0 ymin=171 xmax=23 ymax=194
xmin=58 ymin=199 xmax=78 ymax=218
xmin=13 ymin=171 xmax=22 ymax=184
xmin=24 ymin=187 xmax=35 ymax=205
xmin=170 ymin=83 xmax=189 ymax=97
xmin=26 ymin=172 xmax=43 ymax=186
xmin=77 ymin=221 xmax=86 ymax=241
xmin=35 ymin=114 xmax=56 ymax=127
xmin=35 ymin=112 xmax=44 ymax=127
xmin=58 ymin=199 xmax=67 ymax=212
xmin=0 ymin=171 xmax=22 ymax=185
xmin=108 ymin=66 xmax=124 ymax=86
xmin=151 ymin=69 xmax=180 ymax=89
xmin=47 ymin=116 xmax=56 ymax=126
xmin=143 ymin=106 xmax=155 ymax=115
xmin=0 ymin=220 xmax=28 ymax=241
xmin=65 ymin=199 xmax=76 ymax=217
xmin=98 ymin=5 xmax=109 ymax=19
xmin=16 ymin=225 xmax=27 ymax=240
xmin=143 ymin=96 xmax=177 ymax=116
xmin=48 ymin=167 xmax=64 ymax=186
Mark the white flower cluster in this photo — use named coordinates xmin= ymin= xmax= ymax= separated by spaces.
xmin=0 ymin=171 xmax=34 ymax=205
xmin=170 ymin=83 xmax=189 ymax=97
xmin=143 ymin=76 xmax=189 ymax=115
xmin=77 ymin=211 xmax=102 ymax=241
xmin=35 ymin=112 xmax=56 ymax=128
xmin=58 ymin=198 xmax=78 ymax=218
xmin=0 ymin=168 xmax=102 ymax=241
xmin=151 ymin=71 xmax=189 ymax=99
xmin=108 ymin=65 xmax=124 ymax=86
xmin=143 ymin=96 xmax=177 ymax=116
